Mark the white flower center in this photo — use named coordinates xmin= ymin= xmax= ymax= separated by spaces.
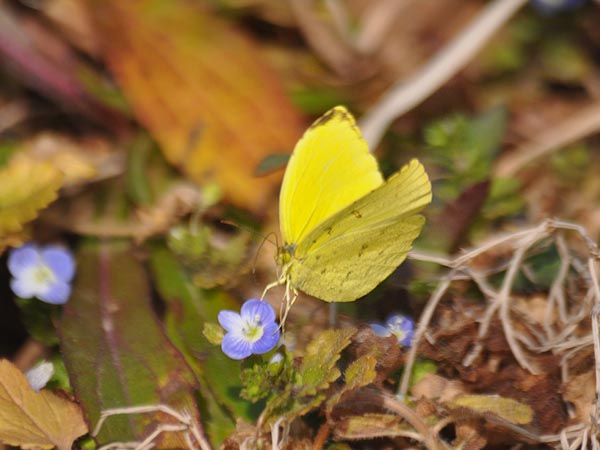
xmin=242 ymin=313 xmax=265 ymax=343
xmin=34 ymin=264 xmax=56 ymax=285
xmin=23 ymin=262 xmax=57 ymax=294
xmin=388 ymin=317 xmax=408 ymax=340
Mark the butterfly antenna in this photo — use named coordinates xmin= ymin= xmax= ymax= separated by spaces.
xmin=219 ymin=219 xmax=278 ymax=279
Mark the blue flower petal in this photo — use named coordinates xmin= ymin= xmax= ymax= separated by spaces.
xmin=385 ymin=314 xmax=415 ymax=346
xmin=386 ymin=314 xmax=410 ymax=331
xmin=218 ymin=310 xmax=244 ymax=332
xmin=221 ymin=332 xmax=253 ymax=360
xmin=241 ymin=299 xmax=275 ymax=323
xmin=41 ymin=246 xmax=75 ymax=282
xmin=252 ymin=322 xmax=280 ymax=354
xmin=38 ymin=281 xmax=71 ymax=305
xmin=398 ymin=328 xmax=414 ymax=347
xmin=530 ymin=0 xmax=585 ymax=14
xmin=8 ymin=245 xmax=39 ymax=277
xmin=10 ymin=276 xmax=37 ymax=299
xmin=370 ymin=323 xmax=392 ymax=337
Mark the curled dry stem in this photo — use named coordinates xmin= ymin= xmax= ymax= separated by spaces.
xmin=407 ymin=218 xmax=600 ymax=448
xmin=408 ymin=219 xmax=600 ymax=381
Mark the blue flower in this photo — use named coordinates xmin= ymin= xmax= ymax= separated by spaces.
xmin=8 ymin=243 xmax=75 ymax=305
xmin=218 ymin=299 xmax=280 ymax=360
xmin=370 ymin=313 xmax=414 ymax=347
xmin=530 ymin=0 xmax=585 ymax=14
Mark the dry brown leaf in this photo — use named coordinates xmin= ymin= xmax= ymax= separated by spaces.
xmin=333 ymin=413 xmax=408 ymax=440
xmin=563 ymin=371 xmax=595 ymax=425
xmin=0 ymin=359 xmax=87 ymax=450
xmin=450 ymin=394 xmax=534 ymax=425
xmin=20 ymin=133 xmax=124 ymax=187
xmin=411 ymin=373 xmax=467 ymax=403
xmin=87 ymin=0 xmax=304 ymax=213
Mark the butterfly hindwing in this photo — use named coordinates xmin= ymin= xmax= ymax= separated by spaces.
xmin=290 ymin=159 xmax=431 ymax=302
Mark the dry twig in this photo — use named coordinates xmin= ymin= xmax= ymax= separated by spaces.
xmin=406 ymin=219 xmax=600 ymax=448
xmin=360 ymin=0 xmax=528 ymax=148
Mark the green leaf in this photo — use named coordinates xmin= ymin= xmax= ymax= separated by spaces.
xmin=59 ymin=241 xmax=202 ymax=448
xmin=167 ymin=223 xmax=251 ymax=289
xmin=254 ymin=153 xmax=289 ymax=177
xmin=326 ymin=353 xmax=377 ymax=413
xmin=482 ymin=177 xmax=523 ymax=220
xmin=409 ymin=359 xmax=438 ymax=388
xmin=425 ymin=107 xmax=507 ymax=200
xmin=299 ymin=328 xmax=356 ymax=395
xmin=14 ymin=298 xmax=61 ymax=345
xmin=260 ymin=328 xmax=356 ymax=425
xmin=149 ymin=245 xmax=257 ymax=444
xmin=240 ymin=349 xmax=293 ymax=403
xmin=540 ymin=37 xmax=592 ymax=84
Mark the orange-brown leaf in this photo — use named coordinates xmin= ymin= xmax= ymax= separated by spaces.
xmin=87 ymin=0 xmax=304 ymax=213
xmin=0 ymin=359 xmax=88 ymax=450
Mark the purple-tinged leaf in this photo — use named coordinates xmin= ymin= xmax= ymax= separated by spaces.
xmin=58 ymin=241 xmax=206 ymax=448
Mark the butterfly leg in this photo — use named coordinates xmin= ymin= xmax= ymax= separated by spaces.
xmin=260 ymin=279 xmax=281 ymax=300
xmin=278 ymin=281 xmax=298 ymax=331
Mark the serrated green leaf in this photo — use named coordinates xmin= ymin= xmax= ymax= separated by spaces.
xmin=0 ymin=156 xmax=62 ymax=235
xmin=326 ymin=353 xmax=376 ymax=413
xmin=240 ymin=349 xmax=293 ymax=403
xmin=259 ymin=328 xmax=356 ymax=425
xmin=344 ymin=354 xmax=377 ymax=389
xmin=299 ymin=328 xmax=356 ymax=395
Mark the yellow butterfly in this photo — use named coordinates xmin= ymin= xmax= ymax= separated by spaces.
xmin=270 ymin=106 xmax=431 ymax=305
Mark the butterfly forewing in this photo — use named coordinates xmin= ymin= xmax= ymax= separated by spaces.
xmin=279 ymin=107 xmax=383 ymax=246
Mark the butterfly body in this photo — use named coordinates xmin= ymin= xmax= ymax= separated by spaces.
xmin=276 ymin=106 xmax=431 ymax=303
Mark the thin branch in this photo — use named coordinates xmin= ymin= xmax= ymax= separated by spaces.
xmin=355 ymin=0 xmax=412 ymax=54
xmin=373 ymin=391 xmax=443 ymax=450
xmin=399 ymin=271 xmax=455 ymax=397
xmin=360 ymin=0 xmax=528 ymax=148
xmin=495 ymin=101 xmax=600 ymax=178
xmin=589 ymin=259 xmax=600 ymax=426
xmin=288 ymin=0 xmax=359 ymax=76
xmin=498 ymin=238 xmax=539 ymax=373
